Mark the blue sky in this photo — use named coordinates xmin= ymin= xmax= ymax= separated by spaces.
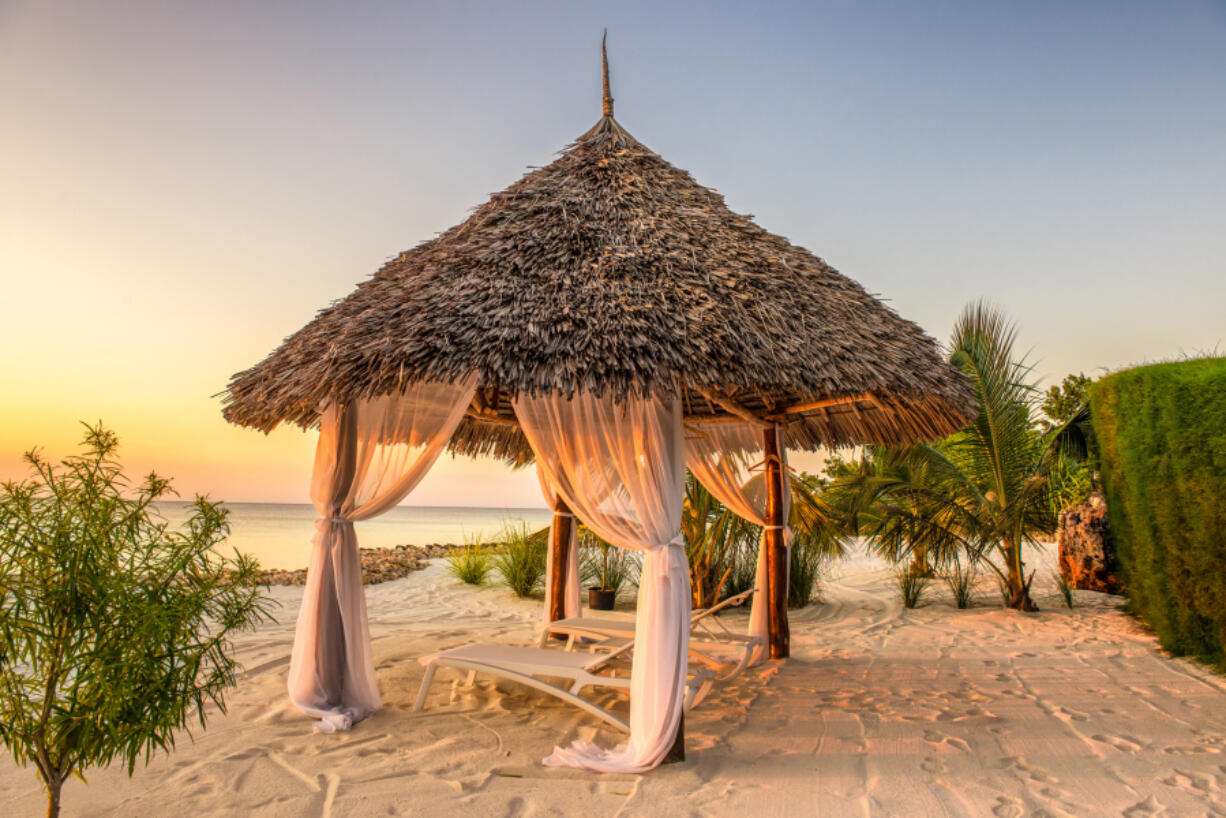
xmin=2 ymin=0 xmax=1223 ymax=505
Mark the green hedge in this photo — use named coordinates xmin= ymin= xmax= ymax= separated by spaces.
xmin=1090 ymin=358 xmax=1226 ymax=670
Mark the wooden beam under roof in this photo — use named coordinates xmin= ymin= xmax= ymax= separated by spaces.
xmin=696 ymin=388 xmax=772 ymax=428
xmin=767 ymin=393 xmax=875 ymax=420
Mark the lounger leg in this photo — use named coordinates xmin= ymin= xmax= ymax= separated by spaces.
xmin=414 ymin=664 xmax=438 ymax=711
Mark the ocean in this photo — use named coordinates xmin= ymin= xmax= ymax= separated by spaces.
xmin=157 ymin=501 xmax=554 ymax=570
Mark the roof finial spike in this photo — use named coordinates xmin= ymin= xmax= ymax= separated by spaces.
xmin=601 ymin=29 xmax=614 ymax=118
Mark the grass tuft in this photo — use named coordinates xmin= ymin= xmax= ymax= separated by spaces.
xmin=896 ymin=569 xmax=930 ymax=609
xmin=446 ymin=535 xmax=493 ymax=586
xmin=1055 ymin=571 xmax=1075 ymax=608
xmin=789 ymin=540 xmax=826 ymax=608
xmin=945 ymin=561 xmax=976 ymax=609
xmin=494 ymin=523 xmax=546 ymax=598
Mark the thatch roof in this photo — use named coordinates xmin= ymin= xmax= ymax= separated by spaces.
xmin=222 ymin=79 xmax=974 ymax=463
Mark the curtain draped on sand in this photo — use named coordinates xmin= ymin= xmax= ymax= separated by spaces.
xmin=538 ymin=464 xmax=581 ymax=622
xmin=514 ymin=391 xmax=690 ymax=773
xmin=686 ymin=422 xmax=791 ymax=666
xmin=289 ymin=378 xmax=476 ymax=732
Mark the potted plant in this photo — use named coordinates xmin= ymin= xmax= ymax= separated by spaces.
xmin=587 ymin=541 xmax=619 ymax=610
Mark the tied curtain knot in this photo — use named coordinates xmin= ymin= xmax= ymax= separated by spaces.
xmin=762 ymin=524 xmax=793 ymax=546
xmin=313 ymin=516 xmax=354 ymax=536
xmin=657 ymin=534 xmax=688 ymax=574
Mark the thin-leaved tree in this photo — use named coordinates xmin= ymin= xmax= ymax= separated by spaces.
xmin=0 ymin=424 xmax=272 ymax=817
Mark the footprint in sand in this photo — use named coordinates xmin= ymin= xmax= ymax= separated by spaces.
xmin=1092 ymin=734 xmax=1144 ymax=753
xmin=1122 ymin=794 xmax=1165 ymax=816
xmin=922 ymin=729 xmax=971 ymax=752
xmin=1163 ymin=743 xmax=1223 ymax=756
xmin=1056 ymin=706 xmax=1089 ymax=722
xmin=1162 ymin=768 xmax=1218 ymax=794
xmin=1000 ymin=755 xmax=1059 ymax=784
xmin=920 ymin=756 xmax=947 ymax=774
xmin=991 ymin=795 xmax=1025 ymax=818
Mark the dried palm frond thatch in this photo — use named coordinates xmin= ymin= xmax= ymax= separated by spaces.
xmin=222 ymin=55 xmax=975 ymax=463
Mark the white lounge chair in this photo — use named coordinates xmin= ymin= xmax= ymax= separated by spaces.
xmin=413 ymin=642 xmax=714 ymax=732
xmin=538 ymin=588 xmax=763 ymax=680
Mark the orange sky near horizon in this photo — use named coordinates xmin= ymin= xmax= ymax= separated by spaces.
xmin=3 ymin=1 xmax=1223 ymax=507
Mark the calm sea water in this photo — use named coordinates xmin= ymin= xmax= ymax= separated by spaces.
xmin=157 ymin=502 xmax=553 ymax=570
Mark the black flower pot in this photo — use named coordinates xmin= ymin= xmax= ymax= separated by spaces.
xmin=588 ymin=587 xmax=616 ymax=610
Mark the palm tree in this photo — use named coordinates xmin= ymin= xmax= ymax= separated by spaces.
xmin=681 ymin=472 xmax=756 ymax=608
xmin=825 ymin=302 xmax=1079 ymax=611
xmin=823 ymin=445 xmax=939 ymax=576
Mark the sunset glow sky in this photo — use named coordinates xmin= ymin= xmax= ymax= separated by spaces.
xmin=3 ymin=0 xmax=1223 ymax=507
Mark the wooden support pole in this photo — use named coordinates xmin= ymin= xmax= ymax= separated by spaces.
xmin=763 ymin=424 xmax=790 ymax=659
xmin=547 ymin=496 xmax=573 ymax=624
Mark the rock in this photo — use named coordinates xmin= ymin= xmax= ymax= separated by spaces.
xmin=1057 ymin=492 xmax=1124 ymax=594
xmin=252 ymin=543 xmax=459 ymax=587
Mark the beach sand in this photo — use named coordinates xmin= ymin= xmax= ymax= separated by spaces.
xmin=4 ymin=546 xmax=1226 ymax=817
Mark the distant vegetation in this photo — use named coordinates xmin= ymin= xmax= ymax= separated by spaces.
xmin=1092 ymin=357 xmax=1226 ymax=670
xmin=0 ymin=424 xmax=270 ymax=818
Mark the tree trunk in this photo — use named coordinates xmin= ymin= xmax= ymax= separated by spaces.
xmin=1003 ymin=541 xmax=1038 ymax=611
xmin=45 ymin=774 xmax=62 ymax=818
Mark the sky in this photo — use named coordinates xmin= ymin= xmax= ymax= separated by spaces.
xmin=2 ymin=0 xmax=1223 ymax=507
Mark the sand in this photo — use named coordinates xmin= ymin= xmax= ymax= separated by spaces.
xmin=4 ymin=545 xmax=1226 ymax=817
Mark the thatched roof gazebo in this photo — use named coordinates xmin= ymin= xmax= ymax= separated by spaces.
xmin=222 ymin=39 xmax=974 ymax=772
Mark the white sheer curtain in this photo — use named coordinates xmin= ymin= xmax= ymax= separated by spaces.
xmin=686 ymin=422 xmax=791 ymax=666
xmin=515 ymin=391 xmax=689 ymax=773
xmin=538 ymin=464 xmax=580 ymax=622
xmin=289 ymin=377 xmax=477 ymax=732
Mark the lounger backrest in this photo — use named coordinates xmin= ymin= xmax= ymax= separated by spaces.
xmin=689 ymin=587 xmax=755 ymax=625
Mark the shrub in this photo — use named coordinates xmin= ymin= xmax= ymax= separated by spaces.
xmin=1091 ymin=357 xmax=1226 ymax=669
xmin=896 ymin=569 xmax=930 ymax=608
xmin=0 ymin=424 xmax=271 ymax=817
xmin=494 ymin=522 xmax=546 ymax=598
xmin=446 ymin=535 xmax=493 ymax=585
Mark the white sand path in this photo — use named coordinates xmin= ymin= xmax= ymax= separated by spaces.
xmin=4 ymin=546 xmax=1226 ymax=817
